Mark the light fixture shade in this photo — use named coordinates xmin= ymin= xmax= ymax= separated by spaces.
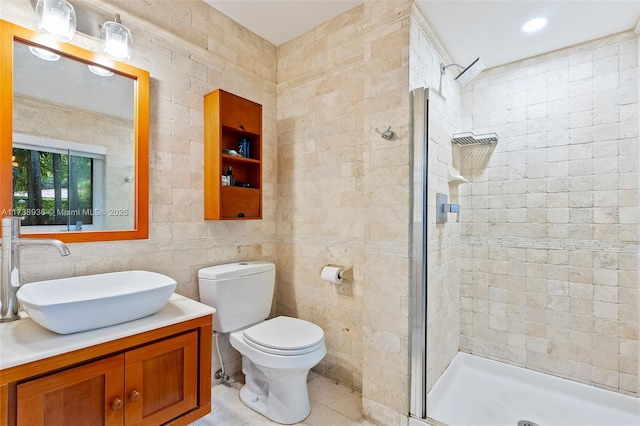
xmin=28 ymin=46 xmax=61 ymax=61
xmin=88 ymin=65 xmax=114 ymax=77
xmin=102 ymin=21 xmax=132 ymax=60
xmin=35 ymin=0 xmax=76 ymax=42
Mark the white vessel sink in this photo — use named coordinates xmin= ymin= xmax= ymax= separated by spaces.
xmin=17 ymin=271 xmax=177 ymax=334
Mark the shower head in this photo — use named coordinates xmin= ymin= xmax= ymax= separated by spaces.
xmin=440 ymin=57 xmax=486 ymax=86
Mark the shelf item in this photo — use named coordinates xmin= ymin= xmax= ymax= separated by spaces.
xmin=204 ymin=89 xmax=262 ymax=220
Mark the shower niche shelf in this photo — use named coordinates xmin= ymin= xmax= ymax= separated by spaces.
xmin=451 ymin=131 xmax=498 ymax=146
xmin=448 ymin=167 xmax=468 ymax=185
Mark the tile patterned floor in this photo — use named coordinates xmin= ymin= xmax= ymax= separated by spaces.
xmin=191 ymin=372 xmax=375 ymax=426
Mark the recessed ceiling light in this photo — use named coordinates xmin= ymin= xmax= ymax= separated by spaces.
xmin=522 ymin=17 xmax=549 ymax=33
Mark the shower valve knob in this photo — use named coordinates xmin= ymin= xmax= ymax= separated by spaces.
xmin=449 ymin=203 xmax=461 ymax=222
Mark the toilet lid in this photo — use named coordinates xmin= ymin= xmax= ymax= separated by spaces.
xmin=243 ymin=316 xmax=324 ymax=353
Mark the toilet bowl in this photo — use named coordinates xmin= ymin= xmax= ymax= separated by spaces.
xmin=230 ymin=316 xmax=326 ymax=424
xmin=198 ymin=262 xmax=327 ymax=424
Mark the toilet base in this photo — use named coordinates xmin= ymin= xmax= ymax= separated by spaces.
xmin=238 ymin=355 xmax=313 ymax=424
xmin=239 ymin=384 xmax=311 ymax=425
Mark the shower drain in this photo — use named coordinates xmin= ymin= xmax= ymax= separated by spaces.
xmin=517 ymin=421 xmax=540 ymax=426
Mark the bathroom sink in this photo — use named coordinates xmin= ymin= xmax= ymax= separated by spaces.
xmin=16 ymin=271 xmax=177 ymax=334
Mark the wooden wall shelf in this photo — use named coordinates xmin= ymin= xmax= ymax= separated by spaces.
xmin=204 ymin=90 xmax=262 ymax=220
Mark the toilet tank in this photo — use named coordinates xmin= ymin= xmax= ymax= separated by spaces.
xmin=198 ymin=261 xmax=275 ymax=333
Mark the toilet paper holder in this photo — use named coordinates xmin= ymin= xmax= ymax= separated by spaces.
xmin=319 ymin=264 xmax=352 ymax=280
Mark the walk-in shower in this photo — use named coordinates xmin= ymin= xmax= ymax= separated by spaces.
xmin=409 ymin=50 xmax=640 ymax=426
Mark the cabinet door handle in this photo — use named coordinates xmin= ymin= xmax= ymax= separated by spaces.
xmin=129 ymin=390 xmax=141 ymax=402
xmin=110 ymin=397 xmax=123 ymax=411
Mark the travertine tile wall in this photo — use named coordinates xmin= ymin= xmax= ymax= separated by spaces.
xmin=361 ymin=2 xmax=413 ymax=424
xmin=458 ymin=31 xmax=640 ymax=396
xmin=2 ymin=0 xmax=278 ymax=380
xmin=409 ymin=10 xmax=463 ymax=392
xmin=276 ymin=1 xmax=414 ymax=424
xmin=276 ymin=1 xmax=366 ymax=390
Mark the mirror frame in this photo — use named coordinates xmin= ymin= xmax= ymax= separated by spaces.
xmin=0 ymin=20 xmax=149 ymax=243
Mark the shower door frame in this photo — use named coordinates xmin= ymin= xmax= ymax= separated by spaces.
xmin=409 ymin=87 xmax=428 ymax=421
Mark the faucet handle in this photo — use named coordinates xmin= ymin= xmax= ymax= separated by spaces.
xmin=2 ymin=216 xmax=24 ymax=238
xmin=449 ymin=203 xmax=461 ymax=222
xmin=2 ymin=216 xmax=24 ymax=224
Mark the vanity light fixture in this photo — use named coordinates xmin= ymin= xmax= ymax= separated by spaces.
xmin=521 ymin=17 xmax=549 ymax=33
xmin=35 ymin=0 xmax=77 ymax=42
xmin=88 ymin=64 xmax=114 ymax=77
xmin=101 ymin=14 xmax=132 ymax=60
xmin=28 ymin=46 xmax=61 ymax=61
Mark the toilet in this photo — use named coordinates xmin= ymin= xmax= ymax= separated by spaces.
xmin=198 ymin=261 xmax=326 ymax=424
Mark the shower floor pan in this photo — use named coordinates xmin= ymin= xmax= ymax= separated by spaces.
xmin=427 ymin=352 xmax=640 ymax=426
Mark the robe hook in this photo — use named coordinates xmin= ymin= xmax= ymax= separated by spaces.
xmin=374 ymin=125 xmax=394 ymax=140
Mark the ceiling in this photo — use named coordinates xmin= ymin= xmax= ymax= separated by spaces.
xmin=416 ymin=1 xmax=640 ymax=69
xmin=204 ymin=0 xmax=361 ymax=46
xmin=204 ymin=0 xmax=640 ymax=69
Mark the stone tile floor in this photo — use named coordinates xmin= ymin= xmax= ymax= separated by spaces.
xmin=191 ymin=372 xmax=376 ymax=426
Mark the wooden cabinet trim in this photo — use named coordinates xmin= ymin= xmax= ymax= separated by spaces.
xmin=0 ymin=385 xmax=9 ymax=426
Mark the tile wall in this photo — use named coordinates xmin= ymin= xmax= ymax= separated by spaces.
xmin=458 ymin=30 xmax=640 ymax=396
xmin=276 ymin=1 xmax=415 ymax=424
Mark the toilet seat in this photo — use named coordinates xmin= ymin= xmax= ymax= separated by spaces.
xmin=243 ymin=316 xmax=325 ymax=356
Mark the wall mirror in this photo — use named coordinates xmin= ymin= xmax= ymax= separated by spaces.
xmin=0 ymin=20 xmax=149 ymax=242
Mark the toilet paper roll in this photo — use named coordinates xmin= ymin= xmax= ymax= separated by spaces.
xmin=321 ymin=266 xmax=343 ymax=284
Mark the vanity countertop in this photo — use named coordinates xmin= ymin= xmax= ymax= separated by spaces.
xmin=0 ymin=293 xmax=214 ymax=370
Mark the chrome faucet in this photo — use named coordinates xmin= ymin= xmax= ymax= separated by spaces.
xmin=0 ymin=217 xmax=70 ymax=322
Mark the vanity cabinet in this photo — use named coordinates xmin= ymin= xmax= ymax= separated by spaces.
xmin=0 ymin=316 xmax=211 ymax=426
xmin=204 ymin=89 xmax=262 ymax=220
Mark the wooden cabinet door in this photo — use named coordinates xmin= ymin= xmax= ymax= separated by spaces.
xmin=124 ymin=331 xmax=198 ymax=426
xmin=16 ymin=355 xmax=125 ymax=426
